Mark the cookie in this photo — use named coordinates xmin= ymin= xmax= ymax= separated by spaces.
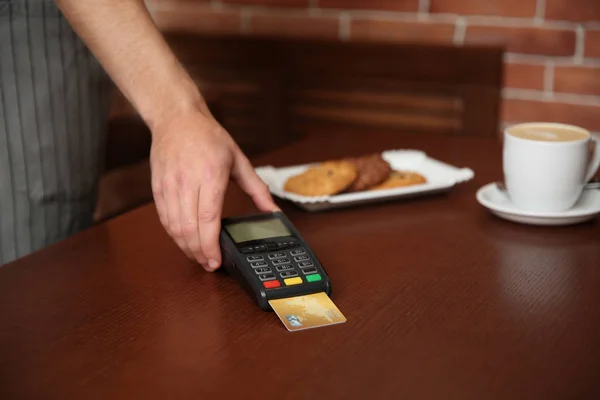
xmin=368 ymin=170 xmax=427 ymax=190
xmin=284 ymin=161 xmax=357 ymax=196
xmin=345 ymin=153 xmax=392 ymax=192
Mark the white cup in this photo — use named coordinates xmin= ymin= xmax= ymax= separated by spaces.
xmin=503 ymin=122 xmax=600 ymax=213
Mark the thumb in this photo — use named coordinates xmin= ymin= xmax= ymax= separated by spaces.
xmin=232 ymin=150 xmax=279 ymax=212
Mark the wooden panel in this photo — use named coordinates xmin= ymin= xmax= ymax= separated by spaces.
xmin=293 ymin=89 xmax=461 ymax=112
xmin=164 ymin=34 xmax=503 ymax=142
xmin=287 ymin=78 xmax=464 ymax=134
xmin=185 ymin=65 xmax=286 ymax=154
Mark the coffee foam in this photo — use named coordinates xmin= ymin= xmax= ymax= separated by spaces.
xmin=522 ymin=129 xmax=561 ymax=140
xmin=508 ymin=124 xmax=589 ymax=142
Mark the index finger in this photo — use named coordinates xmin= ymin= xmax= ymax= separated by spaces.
xmin=197 ymin=170 xmax=229 ymax=271
xmin=232 ymin=151 xmax=279 ymax=212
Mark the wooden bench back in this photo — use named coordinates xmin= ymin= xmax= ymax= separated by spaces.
xmin=167 ymin=34 xmax=503 ymax=153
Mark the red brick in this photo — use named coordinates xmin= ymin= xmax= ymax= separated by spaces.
xmin=554 ymin=65 xmax=600 ymax=96
xmin=320 ymin=0 xmax=419 ymax=11
xmin=250 ymin=12 xmax=340 ymax=39
xmin=503 ymin=62 xmax=545 ymax=90
xmin=151 ymin=4 xmax=242 ymax=34
xmin=350 ymin=18 xmax=456 ymax=44
xmin=430 ymin=0 xmax=537 ymax=18
xmin=585 ymin=29 xmax=600 ymax=58
xmin=546 ymin=0 xmax=600 ymax=22
xmin=222 ymin=0 xmax=308 ymax=6
xmin=465 ymin=25 xmax=576 ymax=56
xmin=502 ymin=98 xmax=600 ymax=132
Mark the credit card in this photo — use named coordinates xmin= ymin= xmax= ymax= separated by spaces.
xmin=268 ymin=292 xmax=347 ymax=331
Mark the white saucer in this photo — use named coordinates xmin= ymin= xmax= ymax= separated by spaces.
xmin=476 ymin=183 xmax=600 ymax=226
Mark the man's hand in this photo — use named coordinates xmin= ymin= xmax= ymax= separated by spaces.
xmin=54 ymin=0 xmax=279 ymax=270
xmin=150 ymin=106 xmax=278 ymax=271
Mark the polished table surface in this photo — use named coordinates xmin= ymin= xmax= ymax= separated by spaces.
xmin=1 ymin=131 xmax=600 ymax=399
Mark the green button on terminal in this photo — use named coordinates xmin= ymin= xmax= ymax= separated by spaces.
xmin=306 ymin=273 xmax=322 ymax=283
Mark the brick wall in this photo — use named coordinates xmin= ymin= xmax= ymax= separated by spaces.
xmin=148 ymin=0 xmax=600 ymax=133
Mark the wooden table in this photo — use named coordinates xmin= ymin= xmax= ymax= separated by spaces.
xmin=1 ymin=131 xmax=599 ymax=399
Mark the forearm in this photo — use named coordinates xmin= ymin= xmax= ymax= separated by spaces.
xmin=55 ymin=0 xmax=203 ymax=132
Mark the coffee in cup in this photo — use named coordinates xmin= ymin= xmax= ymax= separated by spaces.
xmin=503 ymin=122 xmax=600 ymax=213
xmin=508 ymin=124 xmax=590 ymax=142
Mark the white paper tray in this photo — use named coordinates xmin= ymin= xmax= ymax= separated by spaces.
xmin=255 ymin=150 xmax=474 ymax=211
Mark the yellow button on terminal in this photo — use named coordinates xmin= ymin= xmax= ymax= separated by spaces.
xmin=284 ymin=277 xmax=303 ymax=286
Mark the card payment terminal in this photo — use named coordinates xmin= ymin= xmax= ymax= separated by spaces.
xmin=220 ymin=212 xmax=332 ymax=310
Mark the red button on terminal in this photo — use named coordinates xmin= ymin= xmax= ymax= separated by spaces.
xmin=263 ymin=280 xmax=281 ymax=289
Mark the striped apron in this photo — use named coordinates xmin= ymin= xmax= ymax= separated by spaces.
xmin=0 ymin=0 xmax=113 ymax=265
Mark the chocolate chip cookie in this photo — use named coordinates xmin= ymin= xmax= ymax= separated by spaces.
xmin=344 ymin=153 xmax=392 ymax=192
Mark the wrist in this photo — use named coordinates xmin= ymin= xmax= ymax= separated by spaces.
xmin=137 ymin=74 xmax=208 ymax=136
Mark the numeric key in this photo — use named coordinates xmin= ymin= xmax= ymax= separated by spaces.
xmin=280 ymin=270 xmax=298 ymax=278
xmin=268 ymin=252 xmax=286 ymax=260
xmin=276 ymin=265 xmax=294 ymax=272
xmin=251 ymin=261 xmax=268 ymax=268
xmin=298 ymin=261 xmax=314 ymax=268
xmin=290 ymin=249 xmax=306 ymax=256
xmin=272 ymin=258 xmax=290 ymax=266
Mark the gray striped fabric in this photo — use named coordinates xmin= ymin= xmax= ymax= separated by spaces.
xmin=0 ymin=0 xmax=113 ymax=265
